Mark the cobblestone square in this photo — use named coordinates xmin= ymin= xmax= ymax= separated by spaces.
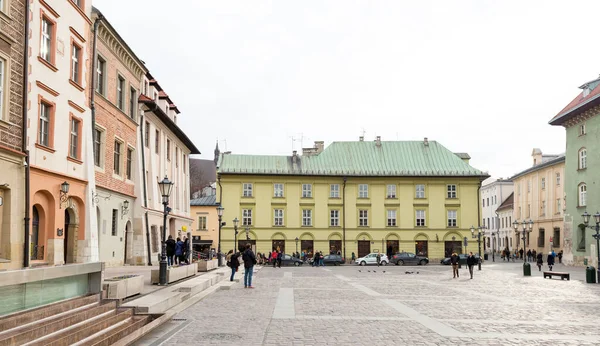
xmin=144 ymin=263 xmax=600 ymax=346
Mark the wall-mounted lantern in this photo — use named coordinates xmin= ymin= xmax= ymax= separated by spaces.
xmin=59 ymin=181 xmax=70 ymax=209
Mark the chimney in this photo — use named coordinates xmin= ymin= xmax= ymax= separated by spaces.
xmin=375 ymin=136 xmax=381 ymax=147
xmin=424 ymin=137 xmax=429 ymax=146
xmin=292 ymin=150 xmax=297 ymax=164
xmin=359 ymin=136 xmax=364 ymax=142
xmin=531 ymin=148 xmax=542 ymax=166
xmin=314 ymin=141 xmax=324 ymax=154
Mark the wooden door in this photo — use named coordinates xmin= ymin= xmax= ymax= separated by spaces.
xmin=329 ymin=240 xmax=342 ymax=254
xmin=386 ymin=240 xmax=399 ymax=256
xmin=301 ymin=240 xmax=314 ymax=255
xmin=357 ymin=240 xmax=370 ymax=258
xmin=272 ymin=240 xmax=285 ymax=254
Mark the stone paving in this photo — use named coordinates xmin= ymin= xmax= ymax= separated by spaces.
xmin=138 ymin=262 xmax=600 ymax=346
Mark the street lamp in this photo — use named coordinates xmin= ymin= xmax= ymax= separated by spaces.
xmin=158 ymin=175 xmax=174 ymax=286
xmin=295 ymin=237 xmax=299 ymax=255
xmin=470 ymin=226 xmax=483 ymax=270
xmin=233 ymin=217 xmax=239 ymax=253
xmin=217 ymin=205 xmax=224 ymax=266
xmin=582 ymin=211 xmax=600 ymax=283
xmin=513 ymin=219 xmax=534 ymax=276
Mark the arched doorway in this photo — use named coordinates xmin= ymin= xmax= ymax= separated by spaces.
xmin=64 ymin=207 xmax=78 ymax=264
xmin=444 ymin=233 xmax=462 ymax=257
xmin=328 ymin=232 xmax=342 ymax=255
xmin=356 ymin=233 xmax=372 ymax=258
xmin=32 ymin=206 xmax=41 ymax=260
xmin=385 ymin=233 xmax=400 ymax=257
xmin=124 ymin=221 xmax=133 ymax=264
xmin=300 ymin=233 xmax=314 ymax=256
xmin=272 ymin=232 xmax=286 ymax=254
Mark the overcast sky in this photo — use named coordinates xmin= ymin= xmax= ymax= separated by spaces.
xmin=94 ymin=0 xmax=600 ymax=180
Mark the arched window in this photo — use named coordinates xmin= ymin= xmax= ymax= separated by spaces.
xmin=579 ymin=148 xmax=587 ymax=169
xmin=579 ymin=183 xmax=587 ymax=207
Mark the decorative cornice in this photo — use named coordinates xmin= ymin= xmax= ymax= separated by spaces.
xmin=39 ymin=0 xmax=60 ymax=18
xmin=68 ymin=100 xmax=86 ymax=113
xmin=97 ymin=23 xmax=145 ymax=79
xmin=69 ymin=26 xmax=86 ymax=43
xmin=36 ymin=80 xmax=59 ymax=96
xmin=563 ymin=105 xmax=600 ymax=129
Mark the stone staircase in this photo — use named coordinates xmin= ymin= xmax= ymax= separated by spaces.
xmin=0 ymin=294 xmax=157 ymax=346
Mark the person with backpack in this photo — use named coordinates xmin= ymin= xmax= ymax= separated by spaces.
xmin=536 ymin=252 xmax=544 ymax=271
xmin=175 ymin=237 xmax=185 ymax=265
xmin=226 ymin=250 xmax=240 ymax=282
xmin=242 ymin=243 xmax=256 ymax=288
xmin=166 ymin=235 xmax=176 ymax=266
xmin=547 ymin=252 xmax=555 ymax=271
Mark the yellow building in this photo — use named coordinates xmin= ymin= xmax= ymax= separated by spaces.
xmin=216 ymin=138 xmax=489 ymax=261
xmin=190 ymin=195 xmax=219 ymax=256
xmin=510 ymin=149 xmax=565 ymax=254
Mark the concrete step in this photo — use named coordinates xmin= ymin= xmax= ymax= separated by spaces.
xmin=26 ymin=308 xmax=134 ymax=346
xmin=77 ymin=315 xmax=151 ymax=346
xmin=0 ymin=294 xmax=100 ymax=332
xmin=0 ymin=301 xmax=117 ymax=346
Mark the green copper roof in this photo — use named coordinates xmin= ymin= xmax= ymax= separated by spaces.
xmin=217 ymin=141 xmax=488 ymax=178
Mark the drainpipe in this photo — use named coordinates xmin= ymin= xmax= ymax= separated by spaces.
xmin=90 ymin=15 xmax=102 ymax=161
xmin=139 ymin=112 xmax=152 ymax=265
xmin=342 ymin=177 xmax=347 ymax=261
xmin=22 ymin=0 xmax=31 ymax=268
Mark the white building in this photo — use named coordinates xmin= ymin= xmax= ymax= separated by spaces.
xmin=480 ymin=179 xmax=513 ymax=255
xmin=496 ymin=193 xmax=514 ymax=255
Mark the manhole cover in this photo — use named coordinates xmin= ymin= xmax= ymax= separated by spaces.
xmin=199 ymin=333 xmax=242 ymax=340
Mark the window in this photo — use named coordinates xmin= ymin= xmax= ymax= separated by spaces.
xmin=243 ymin=183 xmax=253 ymax=197
xmin=153 ymin=91 xmax=158 ymax=100
xmin=387 ymin=210 xmax=397 ymax=226
xmin=274 ymin=209 xmax=284 ymax=226
xmin=93 ymin=129 xmax=102 ymax=166
xmin=175 ymin=147 xmax=179 ymax=167
xmin=447 ymin=210 xmax=457 ymax=227
xmin=580 ymin=123 xmax=586 ymax=136
xmin=116 ymin=76 xmax=125 ymax=110
xmin=487 ymin=198 xmax=489 ymax=206
xmin=556 ymin=173 xmax=561 ymax=186
xmin=144 ymin=122 xmax=150 ymax=147
xmin=0 ymin=58 xmax=4 ymax=119
xmin=541 ymin=201 xmax=546 ymax=216
xmin=416 ymin=210 xmax=425 ymax=226
xmin=126 ymin=148 xmax=133 ymax=180
xmin=129 ymin=88 xmax=136 ymax=119
xmin=578 ymin=226 xmax=586 ymax=250
xmin=96 ymin=56 xmax=106 ymax=94
xmin=541 ymin=178 xmax=546 ymax=190
xmin=538 ymin=229 xmax=545 ymax=247
xmin=527 ymin=181 xmax=531 ymax=192
xmin=358 ymin=184 xmax=369 ymax=198
xmin=482 ymin=199 xmax=485 ymax=207
xmin=111 ymin=209 xmax=118 ymax=236
xmin=579 ymin=148 xmax=587 ymax=169
xmin=41 ymin=17 xmax=54 ymax=63
xmin=166 ymin=140 xmax=171 ymax=160
xmin=302 ymin=209 xmax=312 ymax=226
xmin=38 ymin=101 xmax=51 ymax=147
xmin=556 ymin=198 xmax=561 ymax=214
xmin=579 ymin=183 xmax=587 ymax=207
xmin=69 ymin=118 xmax=80 ymax=159
xmin=386 ymin=185 xmax=396 ymax=198
xmin=330 ymin=184 xmax=340 ymax=198
xmin=113 ymin=141 xmax=122 ymax=175
xmin=330 ymin=210 xmax=339 ymax=226
xmin=198 ymin=216 xmax=207 ymax=230
xmin=71 ymin=0 xmax=82 ymax=8
xmin=70 ymin=44 xmax=81 ymax=83
xmin=302 ymin=184 xmax=312 ymax=198
xmin=447 ymin=185 xmax=457 ymax=198
xmin=358 ymin=210 xmax=368 ymax=226
xmin=155 ymin=130 xmax=159 ymax=154
xmin=553 ymin=228 xmax=560 ymax=248
xmin=274 ymin=183 xmax=284 ymax=197
xmin=242 ymin=209 xmax=252 ymax=226
xmin=415 ymin=184 xmax=425 ymax=198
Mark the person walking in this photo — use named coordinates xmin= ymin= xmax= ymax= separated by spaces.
xmin=467 ymin=252 xmax=476 ymax=279
xmin=277 ymin=251 xmax=282 ymax=268
xmin=320 ymin=251 xmax=325 ymax=267
xmin=547 ymin=252 xmax=555 ymax=271
xmin=558 ymin=250 xmax=563 ymax=264
xmin=242 ymin=243 xmax=256 ymax=288
xmin=226 ymin=250 xmax=240 ymax=281
xmin=536 ymin=252 xmax=544 ymax=271
xmin=166 ymin=235 xmax=176 ymax=266
xmin=272 ymin=250 xmax=278 ymax=268
xmin=183 ymin=237 xmax=190 ymax=264
xmin=175 ymin=237 xmax=185 ymax=265
xmin=450 ymin=252 xmax=460 ymax=278
xmin=351 ymin=252 xmax=356 ymax=263
xmin=376 ymin=253 xmax=381 ymax=267
xmin=527 ymin=249 xmax=532 ymax=263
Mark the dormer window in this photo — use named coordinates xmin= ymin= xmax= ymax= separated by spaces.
xmin=583 ymin=86 xmax=590 ymax=97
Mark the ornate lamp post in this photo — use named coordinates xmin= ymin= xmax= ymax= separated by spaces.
xmin=217 ymin=205 xmax=224 ymax=266
xmin=233 ymin=217 xmax=239 ymax=253
xmin=582 ymin=211 xmax=600 ymax=283
xmin=470 ymin=226 xmax=483 ymax=270
xmin=158 ymin=176 xmax=174 ymax=286
xmin=295 ymin=237 xmax=299 ymax=255
xmin=513 ymin=219 xmax=533 ymax=276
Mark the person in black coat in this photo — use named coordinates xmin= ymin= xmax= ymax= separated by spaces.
xmin=450 ymin=252 xmax=460 ymax=278
xmin=536 ymin=252 xmax=544 ymax=271
xmin=166 ymin=235 xmax=176 ymax=266
xmin=241 ymin=243 xmax=257 ymax=288
xmin=547 ymin=253 xmax=555 ymax=271
xmin=466 ymin=252 xmax=477 ymax=279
